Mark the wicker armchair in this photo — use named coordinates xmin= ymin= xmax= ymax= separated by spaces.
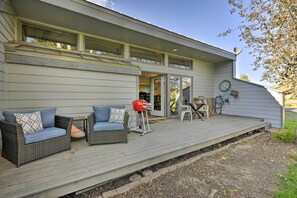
xmin=87 ymin=112 xmax=129 ymax=145
xmin=0 ymin=116 xmax=72 ymax=167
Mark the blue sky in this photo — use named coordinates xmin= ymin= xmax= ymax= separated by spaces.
xmin=88 ymin=0 xmax=270 ymax=86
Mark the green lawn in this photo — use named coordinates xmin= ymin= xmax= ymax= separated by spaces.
xmin=272 ymin=112 xmax=297 ymax=143
xmin=286 ymin=112 xmax=297 ymax=122
xmin=285 ymin=112 xmax=297 ymax=131
xmin=274 ymin=112 xmax=297 ymax=197
xmin=274 ymin=156 xmax=297 ymax=198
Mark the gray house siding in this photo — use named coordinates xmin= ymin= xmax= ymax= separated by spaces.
xmin=214 ymin=61 xmax=284 ymax=128
xmin=0 ymin=0 xmax=16 ymax=149
xmin=6 ymin=63 xmax=138 ymax=121
xmin=193 ymin=60 xmax=214 ymax=98
xmin=0 ymin=0 xmax=16 ymax=119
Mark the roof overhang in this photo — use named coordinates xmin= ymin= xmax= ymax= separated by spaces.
xmin=11 ymin=0 xmax=236 ymax=63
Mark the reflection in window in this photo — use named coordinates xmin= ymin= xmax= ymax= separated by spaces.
xmin=130 ymin=47 xmax=163 ymax=65
xmin=170 ymin=76 xmax=180 ymax=116
xmin=182 ymin=77 xmax=192 ymax=105
xmin=22 ymin=24 xmax=77 ymax=50
xmin=169 ymin=56 xmax=192 ymax=70
xmin=85 ymin=37 xmax=123 ymax=57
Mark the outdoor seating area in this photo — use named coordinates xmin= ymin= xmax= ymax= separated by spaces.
xmin=0 ymin=115 xmax=269 ymax=197
xmin=0 ymin=105 xmax=130 ymax=167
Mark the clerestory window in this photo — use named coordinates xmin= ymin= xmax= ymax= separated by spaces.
xmin=85 ymin=37 xmax=123 ymax=57
xmin=22 ymin=24 xmax=77 ymax=50
xmin=130 ymin=47 xmax=163 ymax=65
xmin=169 ymin=56 xmax=192 ymax=70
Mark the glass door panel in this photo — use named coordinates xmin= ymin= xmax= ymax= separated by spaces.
xmin=182 ymin=77 xmax=192 ymax=105
xmin=170 ymin=76 xmax=181 ymax=117
xmin=150 ymin=76 xmax=165 ymax=116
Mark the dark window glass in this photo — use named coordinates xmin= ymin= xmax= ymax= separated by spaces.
xmin=22 ymin=24 xmax=77 ymax=50
xmin=169 ymin=56 xmax=192 ymax=70
xmin=130 ymin=47 xmax=163 ymax=64
xmin=85 ymin=37 xmax=123 ymax=57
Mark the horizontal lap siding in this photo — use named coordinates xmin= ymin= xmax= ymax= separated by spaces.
xmin=7 ymin=64 xmax=138 ymax=122
xmin=193 ymin=60 xmax=214 ymax=98
xmin=214 ymin=62 xmax=283 ymax=128
xmin=0 ymin=0 xmax=16 ymax=150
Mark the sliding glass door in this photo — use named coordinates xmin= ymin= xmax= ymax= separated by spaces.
xmin=169 ymin=76 xmax=180 ymax=116
xmin=169 ymin=75 xmax=192 ymax=117
xmin=150 ymin=76 xmax=165 ymax=116
xmin=182 ymin=77 xmax=192 ymax=105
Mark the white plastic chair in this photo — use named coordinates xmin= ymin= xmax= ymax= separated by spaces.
xmin=197 ymin=97 xmax=209 ymax=119
xmin=179 ymin=101 xmax=192 ymax=122
xmin=199 ymin=105 xmax=209 ymax=119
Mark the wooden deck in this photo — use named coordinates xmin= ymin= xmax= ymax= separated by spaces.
xmin=0 ymin=115 xmax=270 ymax=197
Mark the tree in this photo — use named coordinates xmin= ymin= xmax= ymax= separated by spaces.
xmin=239 ymin=73 xmax=250 ymax=81
xmin=221 ymin=0 xmax=297 ymax=93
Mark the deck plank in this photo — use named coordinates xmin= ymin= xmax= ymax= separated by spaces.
xmin=0 ymin=115 xmax=269 ymax=197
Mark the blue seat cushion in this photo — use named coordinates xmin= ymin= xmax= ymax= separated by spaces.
xmin=93 ymin=105 xmax=125 ymax=122
xmin=93 ymin=122 xmax=124 ymax=131
xmin=3 ymin=108 xmax=57 ymax=128
xmin=24 ymin=127 xmax=66 ymax=144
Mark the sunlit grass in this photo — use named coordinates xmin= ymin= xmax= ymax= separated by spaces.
xmin=274 ymin=154 xmax=297 ymax=198
xmin=272 ymin=112 xmax=297 ymax=143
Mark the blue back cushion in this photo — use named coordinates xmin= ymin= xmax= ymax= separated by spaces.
xmin=40 ymin=108 xmax=56 ymax=128
xmin=93 ymin=105 xmax=125 ymax=122
xmin=2 ymin=108 xmax=57 ymax=128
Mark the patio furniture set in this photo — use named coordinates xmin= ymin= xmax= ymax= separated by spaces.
xmin=180 ymin=97 xmax=209 ymax=122
xmin=0 ymin=105 xmax=129 ymax=167
xmin=0 ymin=99 xmax=208 ymax=167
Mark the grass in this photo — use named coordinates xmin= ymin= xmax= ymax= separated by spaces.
xmin=285 ymin=103 xmax=297 ymax=108
xmin=272 ymin=112 xmax=297 ymax=143
xmin=274 ymin=154 xmax=297 ymax=198
xmin=289 ymin=153 xmax=297 ymax=161
xmin=274 ymin=112 xmax=297 ymax=197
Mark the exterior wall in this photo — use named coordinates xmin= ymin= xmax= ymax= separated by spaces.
xmin=214 ymin=61 xmax=284 ymax=128
xmin=193 ymin=60 xmax=214 ymax=98
xmin=0 ymin=0 xmax=16 ymax=150
xmin=6 ymin=63 xmax=137 ymax=124
xmin=0 ymin=0 xmax=16 ymax=118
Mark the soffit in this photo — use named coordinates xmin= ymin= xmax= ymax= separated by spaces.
xmin=12 ymin=0 xmax=236 ymax=63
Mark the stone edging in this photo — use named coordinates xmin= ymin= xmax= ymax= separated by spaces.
xmin=98 ymin=132 xmax=264 ymax=198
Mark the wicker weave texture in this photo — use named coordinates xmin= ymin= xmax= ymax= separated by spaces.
xmin=0 ymin=116 xmax=72 ymax=167
xmin=88 ymin=112 xmax=129 ymax=145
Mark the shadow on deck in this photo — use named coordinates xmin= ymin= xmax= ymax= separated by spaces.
xmin=0 ymin=115 xmax=270 ymax=197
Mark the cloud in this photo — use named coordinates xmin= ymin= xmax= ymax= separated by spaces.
xmin=86 ymin=0 xmax=114 ymax=7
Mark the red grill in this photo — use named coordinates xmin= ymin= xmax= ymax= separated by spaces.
xmin=132 ymin=100 xmax=151 ymax=112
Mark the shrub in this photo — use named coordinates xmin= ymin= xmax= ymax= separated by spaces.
xmin=272 ymin=130 xmax=296 ymax=143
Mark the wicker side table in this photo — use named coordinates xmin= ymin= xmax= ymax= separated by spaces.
xmin=72 ymin=116 xmax=88 ymax=141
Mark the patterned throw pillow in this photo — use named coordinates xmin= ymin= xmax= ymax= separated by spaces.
xmin=108 ymin=108 xmax=126 ymax=123
xmin=14 ymin=111 xmax=44 ymax=134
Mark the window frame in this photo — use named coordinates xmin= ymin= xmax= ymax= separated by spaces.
xmin=168 ymin=55 xmax=193 ymax=70
xmin=130 ymin=46 xmax=164 ymax=65
xmin=84 ymin=36 xmax=124 ymax=58
xmin=21 ymin=23 xmax=78 ymax=51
